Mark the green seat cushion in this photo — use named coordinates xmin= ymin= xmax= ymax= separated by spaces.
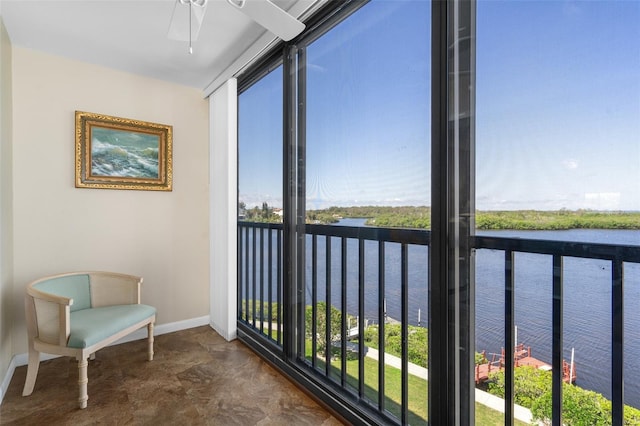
xmin=34 ymin=275 xmax=91 ymax=312
xmin=68 ymin=304 xmax=156 ymax=349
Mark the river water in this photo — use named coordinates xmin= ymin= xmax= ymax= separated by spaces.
xmin=304 ymin=219 xmax=640 ymax=407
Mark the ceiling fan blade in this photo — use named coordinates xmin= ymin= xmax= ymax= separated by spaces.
xmin=227 ymin=0 xmax=305 ymax=42
xmin=167 ymin=0 xmax=208 ymax=42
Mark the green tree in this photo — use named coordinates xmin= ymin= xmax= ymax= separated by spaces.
xmin=261 ymin=202 xmax=271 ymax=219
xmin=363 ymin=324 xmax=428 ymax=367
xmin=305 ymin=302 xmax=343 ymax=356
xmin=242 ymin=201 xmax=281 ymax=223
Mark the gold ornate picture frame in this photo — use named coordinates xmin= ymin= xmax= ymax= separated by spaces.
xmin=75 ymin=111 xmax=173 ymax=191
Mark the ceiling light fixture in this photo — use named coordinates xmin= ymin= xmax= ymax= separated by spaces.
xmin=167 ymin=0 xmax=208 ymax=54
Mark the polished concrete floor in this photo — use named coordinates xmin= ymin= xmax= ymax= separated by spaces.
xmin=0 ymin=326 xmax=342 ymax=425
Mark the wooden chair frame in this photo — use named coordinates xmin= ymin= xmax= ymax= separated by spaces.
xmin=23 ymin=271 xmax=155 ymax=408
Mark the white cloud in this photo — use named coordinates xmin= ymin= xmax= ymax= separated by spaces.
xmin=562 ymin=159 xmax=579 ymax=170
xmin=307 ymin=63 xmax=327 ymax=73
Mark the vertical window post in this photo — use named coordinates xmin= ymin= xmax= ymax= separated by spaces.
xmin=283 ymin=44 xmax=305 ymax=360
xmin=430 ymin=0 xmax=476 ymax=424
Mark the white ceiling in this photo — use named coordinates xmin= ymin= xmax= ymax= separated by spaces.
xmin=0 ymin=0 xmax=316 ymax=91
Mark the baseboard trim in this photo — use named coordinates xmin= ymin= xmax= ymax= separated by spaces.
xmin=0 ymin=356 xmax=16 ymax=406
xmin=209 ymin=319 xmax=237 ymax=342
xmin=0 ymin=315 xmax=210 ymax=406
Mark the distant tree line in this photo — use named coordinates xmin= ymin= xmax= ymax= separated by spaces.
xmin=238 ymin=201 xmax=281 ymax=223
xmin=306 ymin=206 xmax=640 ymax=230
xmin=475 ymin=209 xmax=640 ymax=230
xmin=242 ymin=203 xmax=640 ymax=230
xmin=308 ymin=206 xmax=432 ymax=227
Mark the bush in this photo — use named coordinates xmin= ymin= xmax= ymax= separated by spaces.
xmin=487 ymin=366 xmax=550 ymax=409
xmin=487 ymin=366 xmax=640 ymax=425
xmin=363 ymin=324 xmax=428 ymax=367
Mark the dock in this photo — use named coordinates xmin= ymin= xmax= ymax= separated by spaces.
xmin=475 ymin=343 xmax=576 ymax=384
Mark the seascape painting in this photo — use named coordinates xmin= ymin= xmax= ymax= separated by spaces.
xmin=75 ymin=111 xmax=172 ymax=191
xmin=90 ymin=127 xmax=160 ymax=179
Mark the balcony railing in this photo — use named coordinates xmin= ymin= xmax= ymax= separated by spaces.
xmin=237 ymin=221 xmax=283 ymax=346
xmin=237 ymin=220 xmax=640 ymax=425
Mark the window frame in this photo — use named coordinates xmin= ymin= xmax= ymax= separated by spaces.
xmin=236 ymin=1 xmax=476 ymax=424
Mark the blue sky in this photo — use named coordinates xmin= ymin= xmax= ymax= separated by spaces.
xmin=239 ymin=0 xmax=640 ymax=211
xmin=477 ymin=0 xmax=640 ymax=211
xmin=304 ymin=0 xmax=430 ymax=210
xmin=238 ymin=66 xmax=283 ymax=209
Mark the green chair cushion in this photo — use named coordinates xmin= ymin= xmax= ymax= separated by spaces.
xmin=34 ymin=275 xmax=91 ymax=312
xmin=68 ymin=304 xmax=156 ymax=349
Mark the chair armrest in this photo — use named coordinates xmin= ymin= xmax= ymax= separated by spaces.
xmin=26 ymin=285 xmax=73 ymax=306
xmin=89 ymin=272 xmax=143 ymax=307
xmin=25 ymin=289 xmax=71 ymax=347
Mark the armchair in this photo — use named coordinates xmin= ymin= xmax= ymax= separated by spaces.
xmin=22 ymin=271 xmax=156 ymax=408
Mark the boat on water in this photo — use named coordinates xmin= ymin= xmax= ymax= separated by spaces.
xmin=475 ymin=343 xmax=577 ymax=384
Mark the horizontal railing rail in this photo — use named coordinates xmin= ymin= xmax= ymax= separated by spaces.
xmin=238 ymin=220 xmax=638 ymax=425
xmin=305 ymin=223 xmax=431 ymax=245
xmin=474 ymin=234 xmax=640 ymax=262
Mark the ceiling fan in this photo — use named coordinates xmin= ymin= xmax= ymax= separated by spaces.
xmin=167 ymin=0 xmax=306 ymax=54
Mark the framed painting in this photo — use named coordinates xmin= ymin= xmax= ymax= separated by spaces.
xmin=75 ymin=111 xmax=173 ymax=191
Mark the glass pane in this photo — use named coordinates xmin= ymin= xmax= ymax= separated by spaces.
xmin=303 ymin=0 xmax=430 ymax=423
xmin=239 ymin=67 xmax=283 ymax=220
xmin=238 ymin=66 xmax=284 ymax=342
xmin=476 ymin=1 xmax=640 ymax=424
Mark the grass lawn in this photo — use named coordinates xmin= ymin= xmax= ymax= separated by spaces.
xmin=305 ymin=348 xmax=529 ymax=425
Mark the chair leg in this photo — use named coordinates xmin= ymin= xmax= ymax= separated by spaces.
xmin=22 ymin=345 xmax=40 ymax=396
xmin=147 ymin=322 xmax=154 ymax=361
xmin=77 ymin=357 xmax=88 ymax=409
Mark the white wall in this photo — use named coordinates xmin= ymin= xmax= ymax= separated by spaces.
xmin=209 ymin=79 xmax=237 ymax=341
xmin=0 ymin=13 xmax=15 ymax=401
xmin=10 ymin=47 xmax=210 ymax=355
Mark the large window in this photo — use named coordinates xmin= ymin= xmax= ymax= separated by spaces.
xmin=238 ymin=1 xmax=435 ymax=423
xmin=236 ymin=0 xmax=639 ymax=424
xmin=302 ymin=2 xmax=430 ymax=423
xmin=475 ymin=1 xmax=640 ymax=424
xmin=237 ymin=65 xmax=284 ymax=344
xmin=305 ymin=2 xmax=430 ymax=211
xmin=238 ymin=66 xmax=283 ymax=218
